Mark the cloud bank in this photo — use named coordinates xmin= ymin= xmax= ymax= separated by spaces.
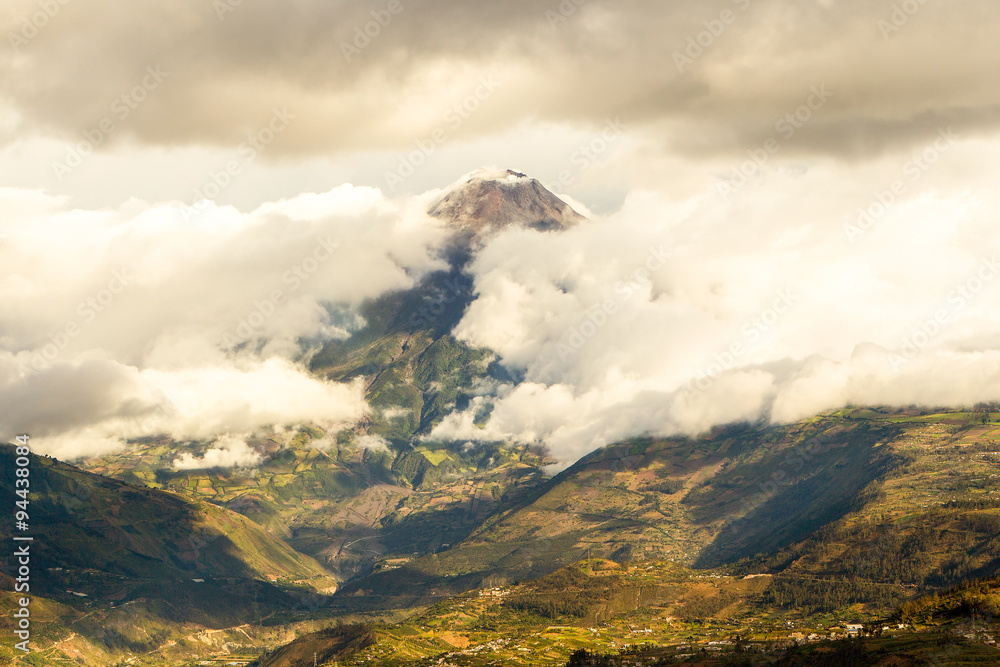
xmin=4 ymin=0 xmax=1000 ymax=467
xmin=434 ymin=135 xmax=1000 ymax=463
xmin=4 ymin=0 xmax=1000 ymax=162
xmin=0 ymin=184 xmax=447 ymax=458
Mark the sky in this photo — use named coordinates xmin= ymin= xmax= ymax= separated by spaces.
xmin=3 ymin=0 xmax=1000 ymax=463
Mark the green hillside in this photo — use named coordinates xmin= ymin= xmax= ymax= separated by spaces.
xmin=0 ymin=445 xmax=339 ymax=665
xmin=55 ymin=398 xmax=1000 ymax=667
xmin=80 ymin=266 xmax=539 ymax=585
xmin=339 ymin=408 xmax=1000 ymax=612
xmin=254 ymin=557 xmax=1000 ymax=666
xmin=82 ymin=427 xmax=552 ymax=587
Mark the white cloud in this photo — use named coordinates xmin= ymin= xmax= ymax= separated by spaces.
xmin=355 ymin=434 xmax=391 ymax=451
xmin=438 ymin=135 xmax=1000 ymax=463
xmin=6 ymin=132 xmax=1000 ymax=468
xmin=0 ymin=184 xmax=448 ymax=457
xmin=173 ymin=434 xmax=262 ymax=470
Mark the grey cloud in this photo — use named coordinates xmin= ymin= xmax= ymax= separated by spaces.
xmin=3 ymin=0 xmax=1000 ymax=159
xmin=0 ymin=357 xmax=154 ymax=438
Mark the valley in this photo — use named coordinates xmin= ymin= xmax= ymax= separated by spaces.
xmin=7 ymin=407 xmax=1000 ymax=665
xmin=4 ymin=173 xmax=999 ymax=667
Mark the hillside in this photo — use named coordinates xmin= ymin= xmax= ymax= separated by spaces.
xmin=339 ymin=408 xmax=1000 ymax=610
xmin=77 ymin=406 xmax=1000 ymax=615
xmin=0 ymin=444 xmax=339 ymax=665
xmin=36 ymin=170 xmax=1000 ymax=666
xmin=78 ymin=171 xmax=566 ymax=589
xmin=81 ymin=425 xmax=552 ymax=587
xmin=248 ymin=625 xmax=376 ymax=667
xmin=15 ymin=407 xmax=1000 ymax=665
xmin=254 ymin=558 xmax=1000 ymax=666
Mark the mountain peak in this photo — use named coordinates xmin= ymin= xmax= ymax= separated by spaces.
xmin=429 ymin=167 xmax=585 ymax=240
xmin=464 ymin=167 xmax=532 ymax=183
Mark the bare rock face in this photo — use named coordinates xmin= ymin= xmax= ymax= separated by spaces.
xmin=428 ymin=168 xmax=585 ymax=244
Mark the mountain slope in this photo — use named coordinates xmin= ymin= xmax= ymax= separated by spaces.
xmin=39 ymin=170 xmax=1000 ymax=665
xmin=429 ymin=167 xmax=585 ymax=240
xmin=0 ymin=444 xmax=339 ymax=663
xmin=82 ymin=425 xmax=553 ymax=586
xmin=0 ymin=445 xmax=335 ymax=591
xmin=249 ymin=625 xmax=376 ymax=667
xmin=338 ymin=409 xmax=1000 ymax=611
xmin=258 ymin=558 xmax=1000 ymax=666
xmin=36 ymin=404 xmax=1000 ymax=664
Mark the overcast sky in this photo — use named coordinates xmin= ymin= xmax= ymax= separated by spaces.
xmin=4 ymin=0 xmax=1000 ymax=209
xmin=3 ymin=0 xmax=1000 ymax=462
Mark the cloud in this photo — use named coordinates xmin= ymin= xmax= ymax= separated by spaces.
xmin=436 ymin=134 xmax=1000 ymax=463
xmin=0 ymin=184 xmax=448 ymax=457
xmin=4 ymin=0 xmax=1000 ymax=161
xmin=355 ymin=434 xmax=391 ymax=451
xmin=0 ymin=184 xmax=447 ymax=359
xmin=5 ymin=1 xmax=1000 ymax=471
xmin=173 ymin=434 xmax=262 ymax=470
xmin=5 ymin=142 xmax=1000 ymax=467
